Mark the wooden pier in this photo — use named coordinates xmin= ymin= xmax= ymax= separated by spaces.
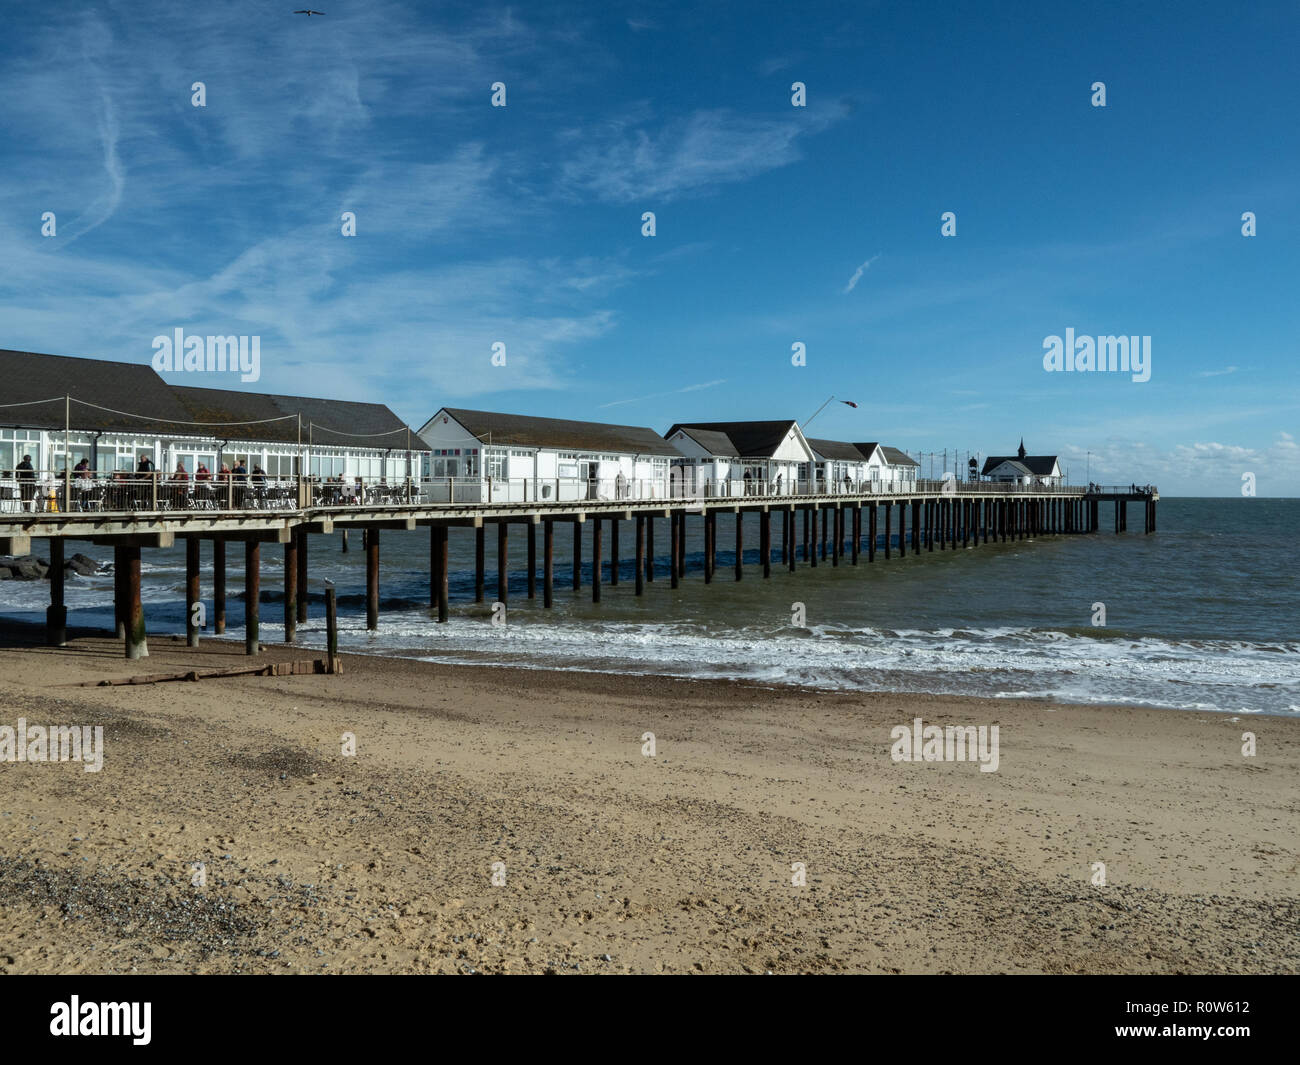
xmin=1 ymin=482 xmax=1158 ymax=657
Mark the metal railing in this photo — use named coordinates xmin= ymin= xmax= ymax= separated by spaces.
xmin=0 ymin=471 xmax=1122 ymax=518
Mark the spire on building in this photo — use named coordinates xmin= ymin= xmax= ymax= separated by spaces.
xmin=1017 ymin=437 xmax=1026 ymax=459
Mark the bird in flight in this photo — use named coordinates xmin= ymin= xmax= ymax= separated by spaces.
xmin=293 ymin=9 xmax=326 ymax=15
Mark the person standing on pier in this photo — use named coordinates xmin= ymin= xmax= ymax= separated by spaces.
xmin=16 ymin=454 xmax=36 ymax=509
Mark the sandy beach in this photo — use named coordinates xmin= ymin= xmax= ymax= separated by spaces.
xmin=0 ymin=626 xmax=1296 ymax=975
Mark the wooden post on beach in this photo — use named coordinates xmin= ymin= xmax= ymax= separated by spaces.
xmin=113 ymin=545 xmax=125 ymax=639
xmin=184 ymin=537 xmax=200 ymax=647
xmin=527 ymin=522 xmax=537 ymax=598
xmin=497 ymin=522 xmax=509 ymax=604
xmin=543 ymin=520 xmax=554 ymax=608
xmin=296 ymin=528 xmax=309 ymax=623
xmin=46 ymin=538 xmax=66 ymax=647
xmin=435 ymin=526 xmax=449 ymax=622
xmin=244 ymin=540 xmax=260 ymax=655
xmin=125 ymin=544 xmax=147 ymax=660
xmin=283 ymin=532 xmax=297 ymax=643
xmin=635 ymin=516 xmax=645 ymax=595
xmin=475 ymin=526 xmax=486 ymax=602
xmin=592 ymin=518 xmax=602 ymax=603
xmin=325 ymin=584 xmax=339 ymax=674
xmin=213 ymin=535 xmax=226 ymax=633
xmin=365 ymin=527 xmax=379 ymax=631
xmin=761 ymin=509 xmax=772 ymax=578
xmin=572 ymin=518 xmax=582 ymax=591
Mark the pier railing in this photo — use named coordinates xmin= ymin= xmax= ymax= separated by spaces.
xmin=0 ymin=470 xmax=1110 ymax=518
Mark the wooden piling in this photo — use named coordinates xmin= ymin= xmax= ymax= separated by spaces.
xmin=868 ymin=504 xmax=877 ymax=562
xmin=635 ymin=515 xmax=645 ymax=596
xmin=787 ymin=510 xmax=796 ymax=572
xmin=592 ymin=518 xmax=602 ymax=602
xmin=125 ymin=545 xmax=147 ymax=659
xmin=610 ymin=518 xmax=619 ymax=586
xmin=528 ymin=522 xmax=537 ymax=598
xmin=704 ymin=511 xmax=713 ymax=584
xmin=366 ymin=527 xmax=379 ymax=630
xmin=213 ymin=535 xmax=226 ymax=634
xmin=475 ymin=526 xmax=486 ymax=601
xmin=851 ymin=506 xmax=860 ymax=564
xmin=325 ymin=584 xmax=339 ymax=673
xmin=244 ymin=540 xmax=259 ymax=655
xmin=543 ymin=520 xmax=554 ymax=608
xmin=762 ymin=510 xmax=772 ymax=578
xmin=670 ymin=511 xmax=680 ymax=588
xmin=283 ymin=533 xmax=297 ymax=643
xmin=46 ymin=538 xmax=66 ymax=647
xmin=181 ymin=538 xmax=200 ymax=647
xmin=572 ymin=519 xmax=582 ymax=591
xmin=645 ymin=517 xmax=655 ymax=583
xmin=735 ymin=511 xmax=744 ymax=581
xmin=435 ymin=526 xmax=449 ymax=622
xmin=497 ymin=523 xmax=508 ymax=604
xmin=296 ymin=527 xmax=309 ymax=623
xmin=832 ymin=507 xmax=840 ymax=567
xmin=884 ymin=503 xmax=892 ymax=559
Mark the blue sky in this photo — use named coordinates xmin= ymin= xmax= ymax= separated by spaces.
xmin=2 ymin=0 xmax=1296 ymax=495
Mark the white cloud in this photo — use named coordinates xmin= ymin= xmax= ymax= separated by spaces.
xmin=843 ymin=254 xmax=880 ymax=293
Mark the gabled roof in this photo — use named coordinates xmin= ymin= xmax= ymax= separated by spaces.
xmin=987 ymin=459 xmax=1034 ymax=476
xmin=664 ymin=420 xmax=801 ymax=459
xmin=982 ymin=454 xmax=1059 ymax=476
xmin=431 ymin=408 xmax=678 ymax=457
xmin=880 ymin=446 xmax=919 ymax=467
xmin=0 ymin=348 xmax=195 ymax=434
xmin=669 ymin=426 xmax=739 ymax=457
xmin=807 ymin=438 xmax=867 ymax=461
xmin=173 ymin=385 xmax=423 ymax=450
xmin=852 ymin=442 xmax=883 ymax=462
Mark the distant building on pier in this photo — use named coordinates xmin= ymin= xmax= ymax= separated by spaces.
xmin=664 ymin=420 xmax=814 ymax=496
xmin=981 ymin=439 xmax=1063 ymax=487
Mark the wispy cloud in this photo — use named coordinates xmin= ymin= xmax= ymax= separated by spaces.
xmin=843 ymin=253 xmax=880 ymax=293
xmin=1197 ymin=366 xmax=1239 ymax=377
xmin=599 ymin=379 xmax=727 ymax=409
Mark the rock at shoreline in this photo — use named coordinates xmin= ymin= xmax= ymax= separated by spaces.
xmin=0 ymin=553 xmax=104 ymax=581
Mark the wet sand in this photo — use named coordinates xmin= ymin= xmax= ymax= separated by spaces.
xmin=0 ymin=628 xmax=1296 ymax=974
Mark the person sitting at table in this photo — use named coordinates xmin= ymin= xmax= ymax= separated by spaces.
xmin=74 ymin=457 xmax=92 ymax=480
xmin=194 ymin=463 xmax=211 ymax=482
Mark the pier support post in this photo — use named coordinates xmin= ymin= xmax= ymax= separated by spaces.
xmin=213 ymin=535 xmax=226 ymax=633
xmin=475 ymin=526 xmax=486 ymax=602
xmin=851 ymin=506 xmax=860 ymax=564
xmin=636 ymin=516 xmax=645 ymax=595
xmin=543 ymin=521 xmax=554 ymax=608
xmin=528 ymin=523 xmax=537 ymax=598
xmin=244 ymin=540 xmax=259 ymax=654
xmin=762 ymin=509 xmax=772 ymax=578
xmin=645 ymin=517 xmax=655 ymax=583
xmin=735 ymin=511 xmax=743 ymax=580
xmin=46 ymin=538 xmax=66 ymax=647
xmin=670 ymin=511 xmax=680 ymax=588
xmin=283 ymin=532 xmax=297 ymax=643
xmin=868 ymin=505 xmax=877 ymax=562
xmin=913 ymin=500 xmax=922 ymax=554
xmin=610 ymin=519 xmax=619 ymax=586
xmin=782 ymin=508 xmax=790 ymax=565
xmin=832 ymin=507 xmax=840 ymax=567
xmin=183 ymin=538 xmax=200 ymax=648
xmin=497 ymin=523 xmax=508 ymax=604
xmin=788 ymin=510 xmax=796 ymax=572
xmin=704 ymin=511 xmax=713 ymax=583
xmin=884 ymin=503 xmax=892 ymax=560
xmin=893 ymin=504 xmax=902 ymax=562
xmin=572 ymin=519 xmax=582 ymax=591
xmin=435 ymin=526 xmax=449 ymax=622
xmin=592 ymin=519 xmax=602 ymax=602
xmin=962 ymin=500 xmax=970 ymax=548
xmin=125 ymin=544 xmax=147 ymax=660
xmin=820 ymin=507 xmax=828 ymax=561
xmin=113 ymin=545 xmax=126 ymax=639
xmin=802 ymin=508 xmax=810 ymax=562
xmin=809 ymin=509 xmax=818 ymax=568
xmin=297 ymin=527 xmax=309 ymax=623
xmin=365 ymin=528 xmax=379 ymax=630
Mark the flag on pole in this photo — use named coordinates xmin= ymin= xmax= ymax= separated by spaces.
xmin=841 ymin=400 xmax=859 ymax=408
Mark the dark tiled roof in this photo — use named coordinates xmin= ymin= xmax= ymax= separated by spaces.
xmin=0 ymin=349 xmax=424 ymax=450
xmin=807 ymin=438 xmax=868 ymax=461
xmin=667 ymin=426 xmax=740 ymax=457
xmin=982 ymin=455 xmax=1058 ymax=476
xmin=852 ymin=442 xmax=882 ymax=461
xmin=434 ymin=409 xmax=678 ymax=457
xmin=880 ymin=446 xmax=919 ymax=467
xmin=0 ymin=348 xmax=194 ymax=434
xmin=173 ymin=385 xmax=424 ymax=450
xmin=664 ymin=421 xmax=801 ymax=459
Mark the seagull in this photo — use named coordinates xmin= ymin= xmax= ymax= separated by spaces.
xmin=293 ymin=9 xmax=326 ymax=15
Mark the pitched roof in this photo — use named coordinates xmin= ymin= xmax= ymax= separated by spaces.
xmin=173 ymin=385 xmax=423 ymax=450
xmin=880 ymin=446 xmax=919 ymax=467
xmin=0 ymin=348 xmax=424 ymax=450
xmin=669 ymin=426 xmax=739 ymax=457
xmin=664 ymin=421 xmax=800 ymax=459
xmin=434 ymin=408 xmax=678 ymax=457
xmin=0 ymin=348 xmax=194 ymax=434
xmin=807 ymin=438 xmax=867 ymax=461
xmin=982 ymin=454 xmax=1059 ymax=476
xmin=987 ymin=459 xmax=1034 ymax=476
xmin=852 ymin=442 xmax=883 ymax=462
